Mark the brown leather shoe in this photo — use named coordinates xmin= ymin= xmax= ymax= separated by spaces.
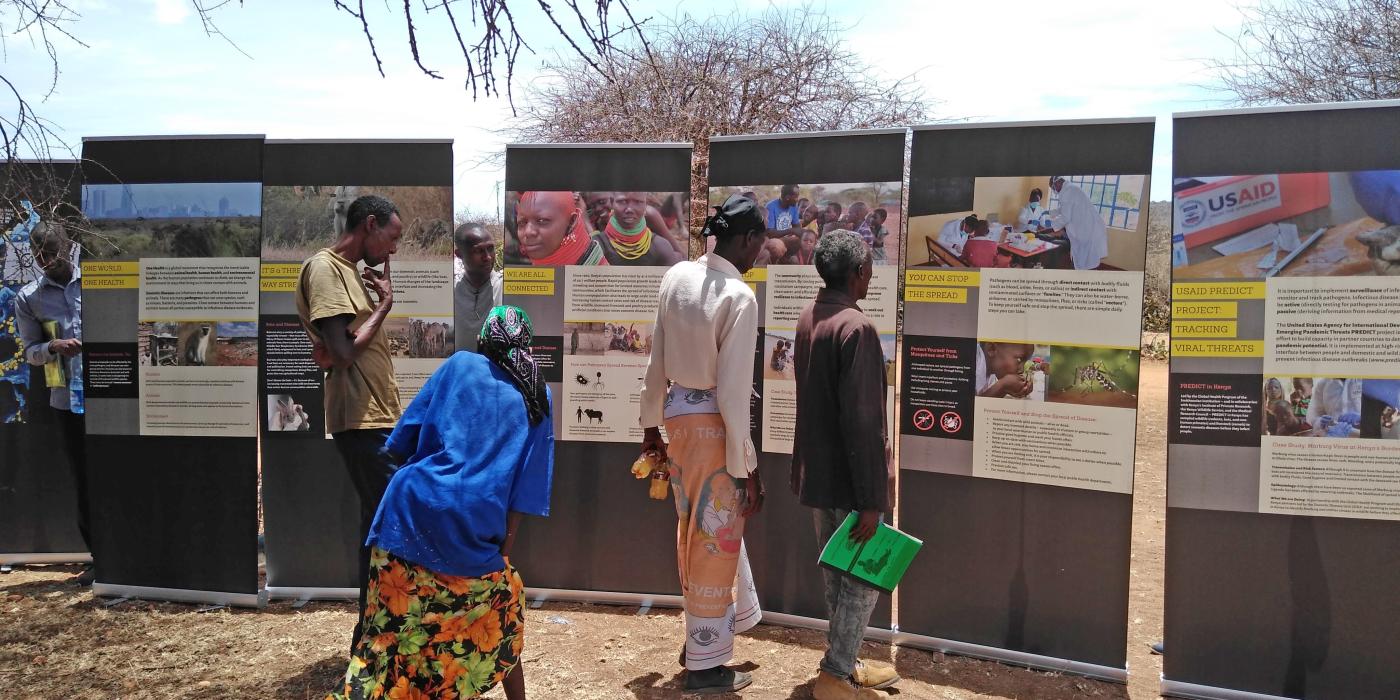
xmin=851 ymin=660 xmax=900 ymax=689
xmin=812 ymin=670 xmax=880 ymax=700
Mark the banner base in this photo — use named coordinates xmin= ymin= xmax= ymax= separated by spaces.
xmin=893 ymin=631 xmax=1127 ymax=684
xmin=264 ymin=586 xmax=358 ymax=601
xmin=1160 ymin=678 xmax=1296 ymax=700
xmin=522 ymin=587 xmax=891 ymax=640
xmin=92 ymin=582 xmax=265 ymax=609
xmin=0 ymin=552 xmax=92 ymax=566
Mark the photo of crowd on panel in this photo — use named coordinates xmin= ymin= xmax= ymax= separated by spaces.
xmin=907 ymin=175 xmax=1148 ymax=271
xmin=708 ymin=182 xmax=902 ymax=454
xmin=503 ymin=189 xmax=687 ymax=443
xmin=504 ymin=190 xmax=689 ymax=267
xmin=259 ymin=184 xmax=454 ymax=434
xmin=81 ymin=182 xmax=261 ymax=438
xmin=706 ymin=182 xmax=903 ymax=268
xmin=900 ymin=172 xmax=1148 ymax=495
xmin=1172 ymin=170 xmax=1400 ymax=278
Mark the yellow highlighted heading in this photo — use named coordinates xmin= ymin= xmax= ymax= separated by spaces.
xmin=82 ymin=260 xmax=138 ymax=289
xmin=260 ymin=263 xmax=302 ymax=277
xmin=1172 ymin=339 xmax=1264 ymax=357
xmin=1172 ymin=320 xmax=1238 ymax=338
xmin=743 ymin=268 xmax=768 ymax=283
xmin=260 ymin=279 xmax=298 ymax=292
xmin=506 ymin=267 xmax=555 ymax=282
xmin=1173 ymin=301 xmax=1237 ymax=319
xmin=84 ymin=276 xmax=138 ymax=289
xmin=82 ymin=261 xmax=138 ymax=275
xmin=906 ymin=286 xmax=968 ymax=304
xmin=906 ymin=269 xmax=980 ymax=287
xmin=1173 ymin=282 xmax=1265 ymax=300
xmin=505 ymin=281 xmax=555 ymax=296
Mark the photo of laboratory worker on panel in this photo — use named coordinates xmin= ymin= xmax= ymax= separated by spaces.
xmin=503 ymin=191 xmax=689 ymax=266
xmin=908 ymin=175 xmax=1148 ymax=271
xmin=1261 ymin=376 xmax=1400 ymax=439
xmin=1172 ymin=170 xmax=1400 ymax=279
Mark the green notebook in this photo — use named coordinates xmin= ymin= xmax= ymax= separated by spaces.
xmin=818 ymin=513 xmax=923 ymax=593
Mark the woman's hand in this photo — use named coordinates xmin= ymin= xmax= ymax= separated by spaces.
xmin=740 ymin=470 xmax=764 ymax=518
xmin=640 ymin=426 xmax=668 ymax=463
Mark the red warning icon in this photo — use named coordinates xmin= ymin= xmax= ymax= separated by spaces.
xmin=912 ymin=409 xmax=935 ymax=432
xmin=939 ymin=411 xmax=963 ymax=433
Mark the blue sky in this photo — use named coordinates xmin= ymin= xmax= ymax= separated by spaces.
xmin=6 ymin=1 xmax=1253 ymax=211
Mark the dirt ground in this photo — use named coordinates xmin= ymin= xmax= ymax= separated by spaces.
xmin=0 ymin=361 xmax=1169 ymax=700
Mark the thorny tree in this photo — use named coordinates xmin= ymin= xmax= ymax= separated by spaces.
xmin=506 ymin=7 xmax=933 ymax=232
xmin=328 ymin=0 xmax=647 ymax=102
xmin=1209 ymin=0 xmax=1400 ymax=105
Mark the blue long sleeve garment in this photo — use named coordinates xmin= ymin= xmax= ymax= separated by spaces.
xmin=367 ymin=351 xmax=554 ymax=578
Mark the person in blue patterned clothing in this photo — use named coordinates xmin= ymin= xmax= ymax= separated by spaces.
xmin=14 ymin=221 xmax=91 ymax=585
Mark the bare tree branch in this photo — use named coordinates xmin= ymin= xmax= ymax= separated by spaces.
xmin=1208 ymin=0 xmax=1400 ymax=105
xmin=192 ymin=0 xmax=252 ymax=60
xmin=320 ymin=0 xmax=645 ymax=110
xmin=402 ymin=0 xmax=443 ymax=79
xmin=332 ymin=0 xmax=386 ymax=78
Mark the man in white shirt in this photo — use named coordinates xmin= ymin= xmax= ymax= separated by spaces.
xmin=937 ymin=215 xmax=979 ymax=256
xmin=453 ymin=223 xmax=503 ymax=352
xmin=1047 ymin=176 xmax=1109 ymax=270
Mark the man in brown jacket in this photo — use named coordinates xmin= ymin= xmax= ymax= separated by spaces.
xmin=791 ymin=229 xmax=899 ymax=699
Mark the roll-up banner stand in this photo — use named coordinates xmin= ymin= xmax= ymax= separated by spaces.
xmin=897 ymin=118 xmax=1155 ymax=681
xmin=501 ymin=143 xmax=693 ymax=600
xmin=1164 ymin=100 xmax=1400 ymax=700
xmin=259 ymin=140 xmax=455 ymax=601
xmin=707 ymin=129 xmax=903 ymax=628
xmin=1 ymin=159 xmax=90 ymax=565
xmin=80 ymin=136 xmax=265 ymax=607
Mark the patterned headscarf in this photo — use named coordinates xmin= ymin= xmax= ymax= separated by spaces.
xmin=478 ymin=305 xmax=549 ymax=426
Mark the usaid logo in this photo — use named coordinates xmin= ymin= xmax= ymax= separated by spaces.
xmin=1179 ymin=200 xmax=1206 ymax=228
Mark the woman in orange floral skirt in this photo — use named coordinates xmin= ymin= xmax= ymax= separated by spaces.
xmin=329 ymin=306 xmax=553 ymax=700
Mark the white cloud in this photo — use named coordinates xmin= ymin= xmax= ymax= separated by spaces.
xmin=151 ymin=0 xmax=190 ymax=25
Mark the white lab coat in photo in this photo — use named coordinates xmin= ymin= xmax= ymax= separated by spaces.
xmin=1049 ymin=183 xmax=1109 ymax=269
xmin=938 ymin=217 xmax=969 ymax=255
xmin=1017 ymin=203 xmax=1045 ymax=231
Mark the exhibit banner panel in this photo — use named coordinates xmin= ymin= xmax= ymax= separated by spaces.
xmin=80 ymin=136 xmax=264 ymax=605
xmin=897 ymin=119 xmax=1154 ymax=676
xmin=0 ymin=160 xmax=90 ymax=563
xmin=259 ymin=140 xmax=454 ymax=598
xmin=707 ymin=129 xmax=904 ymax=625
xmin=1165 ymin=102 xmax=1400 ymax=700
xmin=501 ymin=144 xmax=692 ymax=597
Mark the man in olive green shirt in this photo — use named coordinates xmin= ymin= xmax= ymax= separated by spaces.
xmin=295 ymin=194 xmax=403 ymax=653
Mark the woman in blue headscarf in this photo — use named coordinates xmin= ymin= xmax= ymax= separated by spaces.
xmin=330 ymin=306 xmax=553 ymax=700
